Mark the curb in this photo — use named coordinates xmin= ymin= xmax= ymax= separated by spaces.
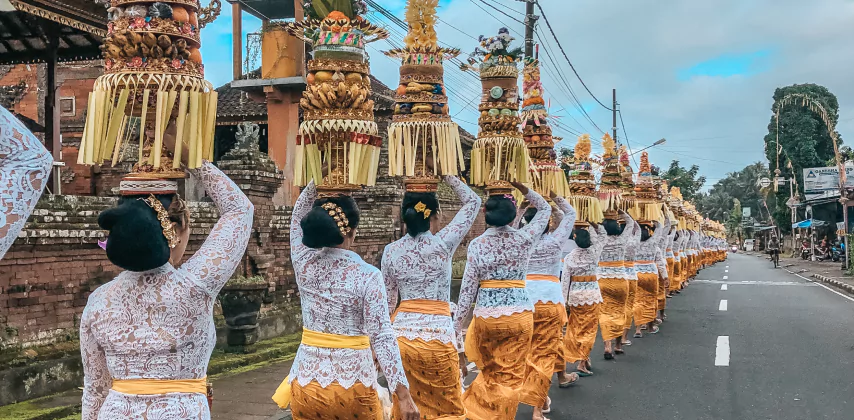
xmin=811 ymin=273 xmax=854 ymax=295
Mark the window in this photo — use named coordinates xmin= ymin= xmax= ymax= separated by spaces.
xmin=59 ymin=97 xmax=75 ymax=117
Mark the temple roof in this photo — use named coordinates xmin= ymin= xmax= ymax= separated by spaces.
xmin=0 ymin=0 xmax=106 ymax=65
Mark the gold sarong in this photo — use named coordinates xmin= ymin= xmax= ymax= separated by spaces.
xmin=462 ymin=311 xmax=533 ymax=420
xmin=291 ymin=381 xmax=381 ymax=420
xmin=634 ymin=271 xmax=659 ymax=325
xmin=597 ymin=271 xmax=628 ymax=340
xmin=624 ymin=261 xmax=637 ymax=328
xmin=564 ymin=275 xmax=600 ymax=363
xmin=394 ymin=337 xmax=466 ymax=420
xmin=520 ymin=302 xmax=564 ymax=408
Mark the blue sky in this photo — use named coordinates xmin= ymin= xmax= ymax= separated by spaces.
xmin=198 ymin=0 xmax=854 ymax=189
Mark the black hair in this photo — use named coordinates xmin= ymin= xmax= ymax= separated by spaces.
xmin=603 ymin=219 xmax=621 ymax=236
xmin=401 ymin=191 xmax=438 ymax=237
xmin=301 ymin=196 xmax=360 ymax=249
xmin=98 ymin=194 xmax=177 ymax=272
xmin=574 ymin=228 xmax=592 ymax=249
xmin=519 ymin=207 xmax=549 ymax=234
xmin=640 ymin=224 xmax=653 ymax=241
xmin=484 ymin=195 xmax=517 ymax=227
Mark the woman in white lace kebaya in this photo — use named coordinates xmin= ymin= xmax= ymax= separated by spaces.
xmin=454 ymin=183 xmax=550 ymax=420
xmin=632 ymin=217 xmax=670 ymax=337
xmin=80 ymin=162 xmax=254 ymax=420
xmin=562 ymin=223 xmax=607 ymax=376
xmin=620 ymin=220 xmax=641 ymax=346
xmin=0 ymin=105 xmax=53 ymax=260
xmin=382 ymin=176 xmax=480 ymax=420
xmin=517 ymin=195 xmax=577 ymax=418
xmin=596 ymin=211 xmax=636 ymax=359
xmin=272 ymin=181 xmax=418 ymax=420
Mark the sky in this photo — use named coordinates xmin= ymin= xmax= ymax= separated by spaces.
xmin=200 ymin=0 xmax=854 ymax=189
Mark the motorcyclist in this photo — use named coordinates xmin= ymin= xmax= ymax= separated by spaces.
xmin=768 ymin=235 xmax=780 ymax=266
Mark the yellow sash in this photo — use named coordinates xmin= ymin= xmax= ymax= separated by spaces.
xmin=570 ymin=275 xmax=597 ymax=283
xmin=111 ymin=377 xmax=207 ymax=395
xmin=598 ymin=261 xmax=624 ymax=268
xmin=480 ymin=279 xmax=526 ymax=288
xmin=391 ymin=299 xmax=451 ymax=322
xmin=271 ymin=328 xmax=370 ymax=408
xmin=635 ymin=260 xmax=654 ymax=264
xmin=526 ymin=274 xmax=560 ymax=283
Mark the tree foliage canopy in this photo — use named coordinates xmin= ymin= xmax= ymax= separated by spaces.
xmin=697 ymin=162 xmax=769 ymax=224
xmin=763 ymin=83 xmax=843 ymax=232
xmin=661 ymin=160 xmax=706 ymax=202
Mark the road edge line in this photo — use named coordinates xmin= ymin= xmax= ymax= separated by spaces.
xmin=784 ymin=268 xmax=854 ymax=303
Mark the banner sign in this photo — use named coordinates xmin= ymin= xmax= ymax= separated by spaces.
xmin=802 ymin=166 xmax=854 ymax=193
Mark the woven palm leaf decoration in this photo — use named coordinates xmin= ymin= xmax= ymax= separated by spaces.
xmin=284 ymin=0 xmax=390 ymax=195
xmin=521 ymin=57 xmax=568 ymax=199
xmin=79 ymin=0 xmax=223 ymax=180
xmin=384 ymin=0 xmax=464 ymax=192
xmin=566 ymin=134 xmax=603 ymax=226
xmin=465 ymin=28 xmax=529 ymax=196
xmin=598 ymin=133 xmax=623 ymax=219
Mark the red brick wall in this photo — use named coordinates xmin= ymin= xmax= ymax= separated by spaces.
xmin=0 ymin=64 xmax=41 ymax=122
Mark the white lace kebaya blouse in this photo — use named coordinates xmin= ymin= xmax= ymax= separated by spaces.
xmin=596 ymin=213 xmax=636 ymax=281
xmin=80 ymin=162 xmax=254 ymax=420
xmin=635 ymin=218 xmax=671 ymax=277
xmin=525 ymin=197 xmax=576 ymax=305
xmin=287 ymin=181 xmax=409 ymax=393
xmin=453 ymin=189 xmax=551 ymax=346
xmin=0 ymin=105 xmax=53 ymax=259
xmin=623 ymin=223 xmax=641 ymax=281
xmin=382 ymin=176 xmax=481 ymax=347
xmin=562 ymin=225 xmax=607 ymax=307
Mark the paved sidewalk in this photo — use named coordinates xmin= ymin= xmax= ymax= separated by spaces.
xmin=748 ymin=251 xmax=854 ymax=293
xmin=211 ymin=359 xmax=293 ymax=420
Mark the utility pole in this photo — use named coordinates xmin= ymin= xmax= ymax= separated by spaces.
xmin=520 ymin=0 xmax=538 ymax=59
xmin=612 ymin=88 xmax=618 ymax=146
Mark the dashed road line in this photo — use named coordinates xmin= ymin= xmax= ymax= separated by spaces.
xmin=715 ymin=336 xmax=730 ymax=366
xmin=719 ymin=300 xmax=728 ymax=311
xmin=723 ymin=275 xmax=729 ymax=280
xmin=721 ymin=284 xmax=728 ymax=291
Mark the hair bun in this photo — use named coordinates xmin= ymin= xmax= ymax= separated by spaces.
xmin=99 ymin=200 xmax=171 ymax=272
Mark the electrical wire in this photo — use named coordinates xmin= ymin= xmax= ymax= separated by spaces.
xmin=533 ymin=0 xmax=613 ymax=111
xmin=473 ymin=0 xmax=525 ymax=25
xmin=618 ymin=109 xmax=639 ymax=168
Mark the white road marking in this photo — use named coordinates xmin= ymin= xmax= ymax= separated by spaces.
xmin=787 ymin=271 xmax=854 ymax=303
xmin=725 ymin=269 xmax=729 ymax=273
xmin=715 ymin=336 xmax=730 ymax=366
xmin=723 ymin=275 xmax=729 ymax=280
xmin=726 ymin=265 xmax=729 ymax=268
xmin=719 ymin=300 xmax=728 ymax=311
xmin=693 ymin=280 xmax=817 ymax=286
xmin=721 ymin=284 xmax=728 ymax=291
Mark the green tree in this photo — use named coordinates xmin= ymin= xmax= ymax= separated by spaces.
xmin=764 ymin=83 xmax=843 ymax=232
xmin=661 ymin=160 xmax=706 ymax=202
xmin=697 ymin=162 xmax=769 ymax=223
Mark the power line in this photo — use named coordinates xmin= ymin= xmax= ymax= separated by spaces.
xmin=533 ymin=0 xmax=613 ymax=111
xmin=618 ymin=109 xmax=639 ymax=168
xmin=470 ymin=1 xmax=524 ymax=36
xmin=473 ymin=0 xmax=525 ymax=25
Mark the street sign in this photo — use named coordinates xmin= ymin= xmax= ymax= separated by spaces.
xmin=803 ymin=165 xmax=854 ymax=193
xmin=760 ymin=177 xmax=771 ymax=188
xmin=742 ymin=208 xmax=751 ymax=218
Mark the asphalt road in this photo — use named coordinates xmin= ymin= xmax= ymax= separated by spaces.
xmin=511 ymin=253 xmax=854 ymax=420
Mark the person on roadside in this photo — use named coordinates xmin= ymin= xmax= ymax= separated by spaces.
xmin=768 ymin=235 xmax=780 ymax=266
xmin=595 ymin=210 xmax=636 ymax=359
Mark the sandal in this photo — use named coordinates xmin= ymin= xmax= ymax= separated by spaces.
xmin=633 ymin=332 xmax=643 ymax=338
xmin=604 ymin=352 xmax=614 ymax=360
xmin=654 ymin=318 xmax=663 ymax=325
xmin=614 ymin=348 xmax=625 ymax=355
xmin=576 ymin=369 xmax=593 ymax=377
xmin=542 ymin=396 xmax=552 ymax=413
xmin=650 ymin=325 xmax=660 ymax=334
xmin=623 ymin=340 xmax=633 ymax=346
xmin=558 ymin=372 xmax=579 ymax=388
xmin=640 ymin=324 xmax=648 ymax=330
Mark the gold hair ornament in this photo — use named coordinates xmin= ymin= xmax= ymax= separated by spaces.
xmin=139 ymin=194 xmax=179 ymax=249
xmin=414 ymin=201 xmax=432 ymax=219
xmin=322 ymin=202 xmax=352 ymax=237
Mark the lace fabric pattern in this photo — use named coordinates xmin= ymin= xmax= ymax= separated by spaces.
xmin=452 ymin=189 xmax=551 ymax=346
xmin=288 ymin=182 xmax=409 ymax=392
xmin=596 ymin=213 xmax=635 ymax=281
xmin=623 ymin=224 xmax=641 ymax=281
xmin=382 ymin=176 xmax=480 ymax=347
xmin=0 ymin=105 xmax=53 ymax=259
xmin=635 ymin=219 xmax=671 ymax=277
xmin=80 ymin=162 xmax=254 ymax=420
xmin=561 ymin=226 xmax=606 ymax=307
xmin=525 ymin=197 xmax=576 ymax=304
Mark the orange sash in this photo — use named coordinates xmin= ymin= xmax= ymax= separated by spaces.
xmin=526 ymin=274 xmax=560 ymax=283
xmin=598 ymin=261 xmax=624 ymax=268
xmin=112 ymin=377 xmax=207 ymax=395
xmin=570 ymin=275 xmax=597 ymax=283
xmin=391 ymin=299 xmax=451 ymax=321
xmin=635 ymin=260 xmax=654 ymax=264
xmin=480 ymin=280 xmax=526 ymax=288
